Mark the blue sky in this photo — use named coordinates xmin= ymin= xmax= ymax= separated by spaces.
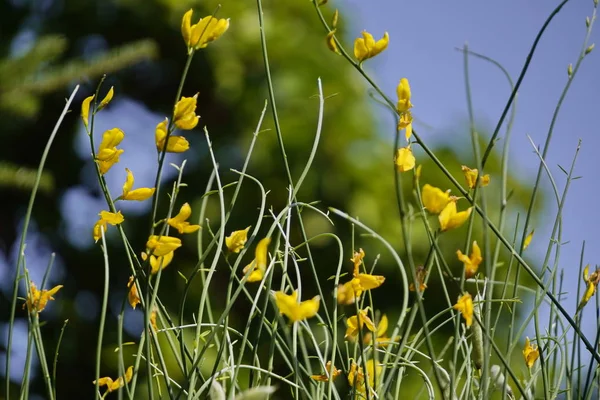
xmin=342 ymin=0 xmax=600 ymax=336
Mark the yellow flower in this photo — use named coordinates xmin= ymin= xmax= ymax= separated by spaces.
xmin=98 ymin=86 xmax=114 ymax=110
xmin=345 ymin=308 xmax=375 ymax=340
xmin=457 ymin=241 xmax=482 ymax=279
xmin=167 ymin=203 xmax=201 ymax=234
xmin=120 ymin=168 xmax=155 ymax=201
xmin=127 ymin=276 xmax=140 ymax=309
xmin=523 ymin=230 xmax=534 ymax=250
xmin=363 ymin=314 xmax=399 ymax=346
xmin=273 ymin=290 xmax=320 ymax=322
xmin=92 ymin=210 xmax=124 ymax=242
xmin=311 ymin=361 xmax=341 ymax=382
xmin=461 ymin=165 xmax=490 ymax=189
xmin=242 ymin=237 xmax=271 ymax=282
xmin=421 ymin=184 xmax=451 ymax=214
xmin=336 ymin=280 xmax=356 ymax=305
xmin=149 ymin=309 xmax=158 ymax=331
xmin=348 ymin=360 xmax=381 ymax=396
xmin=396 ymin=78 xmax=413 ymax=113
xmin=182 ymin=10 xmax=230 ymax=50
xmin=225 ymin=226 xmax=251 ymax=253
xmin=349 ymin=249 xmax=385 ymax=299
xmin=173 ymin=95 xmax=200 ymax=130
xmin=155 ymin=118 xmax=189 ymax=153
xmin=326 ymin=30 xmax=340 ymax=54
xmin=23 ymin=282 xmax=63 ymax=313
xmin=146 ymin=235 xmax=182 ymax=257
xmin=354 ymin=31 xmax=389 ymax=62
xmin=453 ymin=293 xmax=473 ymax=327
xmin=522 ymin=337 xmax=540 ymax=369
xmin=395 ymin=146 xmax=415 ymax=172
xmin=141 ymin=251 xmax=174 ymax=274
xmin=439 ymin=199 xmax=472 ymax=231
xmin=397 ymin=111 xmax=413 ymax=141
xmin=81 ymin=95 xmax=94 ymax=128
xmin=409 ymin=265 xmax=427 ymax=292
xmin=93 ymin=366 xmax=133 ymax=393
xmin=96 ymin=128 xmax=125 ymax=175
xmin=578 ymin=264 xmax=599 ymax=310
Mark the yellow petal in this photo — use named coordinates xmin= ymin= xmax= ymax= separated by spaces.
xmin=326 ymin=30 xmax=339 ymax=54
xmin=356 ymin=273 xmax=385 ymax=291
xmin=165 ymin=135 xmax=190 ymax=153
xmin=93 ymin=220 xmax=107 ymax=242
xmin=243 ymin=238 xmax=271 ymax=283
xmin=274 ymin=291 xmax=320 ymax=322
xmin=99 ymin=210 xmax=124 ymax=225
xmin=225 ymin=226 xmax=251 ymax=253
xmin=336 ymin=281 xmax=356 ymax=305
xmin=173 ymin=95 xmax=199 ymax=130
xmin=127 ymin=276 xmax=140 ymax=309
xmin=422 ymin=184 xmax=450 ymax=214
xmin=453 ymin=293 xmax=473 ymax=327
xmin=124 ymin=188 xmax=155 ymax=201
xmin=376 ymin=314 xmax=388 ymax=338
xmin=181 ymin=9 xmax=193 ymax=48
xmin=81 ymin=95 xmax=94 ymax=128
xmin=191 ymin=16 xmax=230 ymax=49
xmin=353 ymin=35 xmax=369 ymax=61
xmin=395 ymin=146 xmax=415 ymax=172
xmin=396 ymin=78 xmax=413 ymax=113
xmin=524 ymin=230 xmax=534 ymax=250
xmin=439 ymin=201 xmax=472 ymax=231
xmin=99 ymin=86 xmax=114 ymax=110
xmin=146 ymin=235 xmax=182 ymax=257
xmin=97 ymin=128 xmax=125 ymax=156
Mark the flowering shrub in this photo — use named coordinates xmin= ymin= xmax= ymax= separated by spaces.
xmin=5 ymin=1 xmax=600 ymax=399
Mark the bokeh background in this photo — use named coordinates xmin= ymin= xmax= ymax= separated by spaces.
xmin=0 ymin=0 xmax=598 ymax=398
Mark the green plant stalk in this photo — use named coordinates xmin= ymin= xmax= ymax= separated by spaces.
xmin=312 ymin=0 xmax=600 ymax=362
xmin=5 ymin=85 xmax=78 ymax=400
xmin=95 ymin=228 xmax=111 ymax=400
xmin=52 ymin=319 xmax=69 ymax=399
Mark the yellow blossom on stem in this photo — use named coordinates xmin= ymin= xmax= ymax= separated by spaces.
xmin=81 ymin=95 xmax=94 ymax=128
xmin=422 ymin=184 xmax=451 ymax=214
xmin=93 ymin=366 xmax=133 ymax=393
xmin=345 ymin=308 xmax=375 ymax=340
xmin=326 ymin=30 xmax=340 ymax=54
xmin=523 ymin=337 xmax=540 ymax=368
xmin=336 ymin=280 xmax=356 ymax=305
xmin=92 ymin=210 xmax=124 ymax=242
xmin=353 ymin=31 xmax=389 ymax=62
xmin=348 ymin=360 xmax=381 ymax=396
xmin=395 ymin=146 xmax=415 ymax=172
xmin=173 ymin=95 xmax=200 ymax=130
xmin=146 ymin=235 xmax=182 ymax=257
xmin=225 ymin=226 xmax=251 ymax=253
xmin=439 ymin=199 xmax=472 ymax=231
xmin=453 ymin=293 xmax=473 ymax=327
xmin=120 ymin=168 xmax=155 ymax=201
xmin=167 ymin=203 xmax=201 ymax=234
xmin=23 ymin=282 xmax=63 ymax=313
xmin=311 ymin=361 xmax=341 ymax=382
xmin=127 ymin=276 xmax=140 ymax=309
xmin=273 ymin=290 xmax=320 ymax=323
xmin=457 ymin=241 xmax=483 ymax=279
xmin=155 ymin=118 xmax=190 ymax=153
xmin=242 ymin=238 xmax=271 ymax=282
xmin=409 ymin=265 xmax=427 ymax=292
xmin=149 ymin=309 xmax=158 ymax=331
xmin=523 ymin=230 xmax=534 ymax=250
xmin=96 ymin=128 xmax=125 ymax=175
xmin=348 ymin=249 xmax=385 ymax=299
xmin=363 ymin=314 xmax=399 ymax=346
xmin=578 ymin=264 xmax=600 ymax=311
xmin=461 ymin=165 xmax=490 ymax=189
xmin=98 ymin=86 xmax=114 ymax=110
xmin=181 ymin=10 xmax=230 ymax=51
xmin=141 ymin=251 xmax=174 ymax=274
xmin=396 ymin=78 xmax=413 ymax=113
